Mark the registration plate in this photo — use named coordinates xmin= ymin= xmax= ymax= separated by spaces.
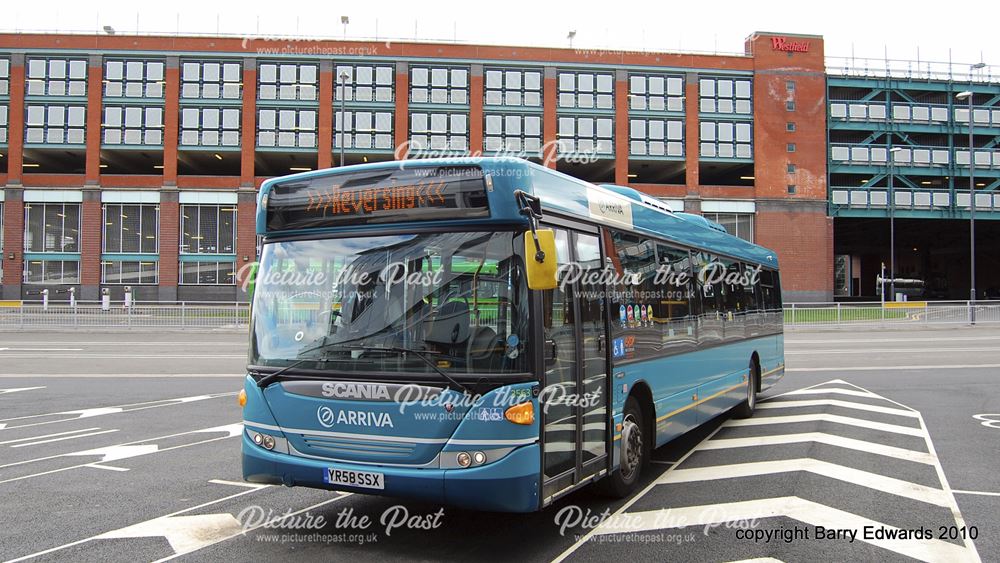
xmin=324 ymin=467 xmax=385 ymax=490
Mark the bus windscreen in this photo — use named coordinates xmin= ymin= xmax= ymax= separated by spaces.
xmin=265 ymin=165 xmax=490 ymax=230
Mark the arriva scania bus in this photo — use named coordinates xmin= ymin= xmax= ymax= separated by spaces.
xmin=240 ymin=157 xmax=784 ymax=512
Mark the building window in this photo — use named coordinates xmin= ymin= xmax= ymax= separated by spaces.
xmin=24 ymin=203 xmax=80 ymax=252
xmin=558 ymin=116 xmax=614 ymax=155
xmin=335 ymin=64 xmax=394 ymax=102
xmin=484 ymin=113 xmax=542 ymax=154
xmin=629 ymin=73 xmax=684 ymax=112
xmin=786 ymin=80 xmax=796 ymax=92
xmin=257 ymin=108 xmax=317 ymax=148
xmin=786 ymin=101 xmax=796 ymax=111
xmin=787 ymin=143 xmax=796 ymax=152
xmin=102 ymin=261 xmax=158 ymax=284
xmin=786 ymin=121 xmax=796 ymax=132
xmin=699 ymin=77 xmax=752 ymax=114
xmin=558 ymin=71 xmax=614 ymax=109
xmin=104 ymin=59 xmax=165 ymax=98
xmin=409 ymin=112 xmax=468 ymax=151
xmin=0 ymin=104 xmax=7 ymax=144
xmin=26 ymin=58 xmax=88 ymax=97
xmin=24 ymin=104 xmax=86 ymax=144
xmin=703 ymin=212 xmax=754 ymax=242
xmin=180 ymin=261 xmax=236 ymax=285
xmin=0 ymin=57 xmax=9 ymax=96
xmin=485 ymin=68 xmax=542 ymax=107
xmin=334 ymin=110 xmax=393 ymax=150
xmin=24 ymin=260 xmax=79 ymax=284
xmin=180 ymin=204 xmax=236 ymax=254
xmin=699 ymin=121 xmax=752 ymax=158
xmin=787 ymin=184 xmax=797 ymax=194
xmin=787 ymin=163 xmax=796 ymax=173
xmin=103 ymin=106 xmax=164 ymax=145
xmin=103 ymin=204 xmax=159 ymax=253
xmin=258 ymin=62 xmax=318 ymax=101
xmin=629 ymin=118 xmax=684 ymax=157
xmin=410 ymin=66 xmax=469 ymax=104
xmin=181 ymin=60 xmax=242 ymax=100
xmin=180 ymin=107 xmax=241 ymax=147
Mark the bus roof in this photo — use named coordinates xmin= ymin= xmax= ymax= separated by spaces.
xmin=257 ymin=157 xmax=778 ymax=268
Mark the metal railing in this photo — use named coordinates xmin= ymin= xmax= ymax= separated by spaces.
xmin=784 ymin=301 xmax=1000 ymax=328
xmin=0 ymin=301 xmax=249 ymax=330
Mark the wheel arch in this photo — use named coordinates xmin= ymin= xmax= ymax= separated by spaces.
xmin=627 ymin=380 xmax=656 ymax=453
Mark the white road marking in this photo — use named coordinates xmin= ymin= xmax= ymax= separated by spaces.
xmin=786 ymin=336 xmax=1000 ymax=344
xmin=3 ymin=482 xmax=270 ymax=563
xmin=589 ymin=497 xmax=973 ymax=562
xmin=207 ymin=479 xmax=269 ymax=489
xmin=953 ymin=489 xmax=1000 ymax=497
xmin=787 ymin=347 xmax=1000 ymax=355
xmin=779 ymin=387 xmax=880 ymax=399
xmin=697 ymin=432 xmax=936 ymax=465
xmin=11 ymin=429 xmax=119 ymax=448
xmin=0 ymin=348 xmax=82 ymax=351
xmin=0 ymin=427 xmax=101 ymax=445
xmin=84 ymin=463 xmax=130 ymax=472
xmin=0 ymin=423 xmax=243 ymax=484
xmin=757 ymin=399 xmax=919 ymax=418
xmin=658 ymin=458 xmax=951 ymax=507
xmin=0 ymin=392 xmax=238 ymax=430
xmin=96 ymin=514 xmax=245 ymax=555
xmin=0 ymin=386 xmax=46 ymax=394
xmin=788 ymin=364 xmax=1000 ymax=372
xmin=68 ymin=444 xmax=159 ymax=463
xmin=726 ymin=413 xmax=925 ymax=436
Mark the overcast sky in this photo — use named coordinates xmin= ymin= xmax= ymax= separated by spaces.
xmin=4 ymin=0 xmax=997 ymax=70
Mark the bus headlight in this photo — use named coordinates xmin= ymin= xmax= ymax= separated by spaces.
xmin=261 ymin=435 xmax=275 ymax=450
xmin=472 ymin=451 xmax=487 ymax=465
xmin=456 ymin=452 xmax=472 ymax=468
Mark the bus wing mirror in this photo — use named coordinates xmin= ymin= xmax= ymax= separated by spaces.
xmin=525 ymin=229 xmax=558 ymax=290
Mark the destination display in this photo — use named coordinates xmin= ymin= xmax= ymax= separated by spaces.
xmin=265 ymin=165 xmax=490 ymax=230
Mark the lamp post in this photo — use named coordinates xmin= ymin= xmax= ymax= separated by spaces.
xmin=339 ymin=70 xmax=349 ymax=167
xmin=957 ymin=61 xmax=986 ymax=324
xmin=888 ymin=146 xmax=903 ymax=301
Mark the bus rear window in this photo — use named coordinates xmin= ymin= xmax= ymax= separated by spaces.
xmin=265 ymin=165 xmax=490 ymax=231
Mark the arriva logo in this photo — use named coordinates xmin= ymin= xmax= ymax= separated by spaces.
xmin=316 ymin=405 xmax=395 ymax=428
xmin=322 ymin=382 xmax=391 ymax=400
xmin=317 ymin=406 xmax=337 ymax=428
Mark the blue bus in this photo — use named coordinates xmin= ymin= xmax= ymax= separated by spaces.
xmin=240 ymin=157 xmax=784 ymax=512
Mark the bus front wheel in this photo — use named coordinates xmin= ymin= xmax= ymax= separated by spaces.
xmin=597 ymin=395 xmax=646 ymax=498
xmin=733 ymin=359 xmax=758 ymax=419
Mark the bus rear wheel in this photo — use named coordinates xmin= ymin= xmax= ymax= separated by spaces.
xmin=733 ymin=359 xmax=758 ymax=419
xmin=597 ymin=396 xmax=646 ymax=498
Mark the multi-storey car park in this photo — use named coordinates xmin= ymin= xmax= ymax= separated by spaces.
xmin=0 ymin=31 xmax=995 ymax=303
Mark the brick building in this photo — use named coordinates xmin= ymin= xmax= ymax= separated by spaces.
xmin=0 ymin=30 xmax=994 ymax=302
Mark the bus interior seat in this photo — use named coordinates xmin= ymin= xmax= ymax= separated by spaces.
xmin=425 ymin=300 xmax=471 ymax=347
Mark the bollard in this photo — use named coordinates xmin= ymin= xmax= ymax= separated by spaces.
xmin=124 ymin=286 xmax=133 ymax=309
xmin=42 ymin=288 xmax=49 ymax=311
xmin=101 ymin=287 xmax=111 ymax=311
xmin=68 ymin=287 xmax=76 ymax=308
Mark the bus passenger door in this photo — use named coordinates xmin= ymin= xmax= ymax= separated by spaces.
xmin=541 ymin=229 xmax=609 ymax=503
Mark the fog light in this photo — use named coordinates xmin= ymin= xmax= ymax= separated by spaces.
xmin=252 ymin=433 xmax=263 ymax=445
xmin=472 ymin=451 xmax=487 ymax=465
xmin=261 ymin=435 xmax=275 ymax=450
xmin=456 ymin=452 xmax=472 ymax=468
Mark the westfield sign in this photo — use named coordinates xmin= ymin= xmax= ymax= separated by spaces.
xmin=771 ymin=37 xmax=810 ymax=53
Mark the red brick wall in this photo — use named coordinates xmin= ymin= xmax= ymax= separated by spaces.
xmin=543 ymin=70 xmax=557 ymax=169
xmin=614 ymin=72 xmax=629 ymax=184
xmin=2 ymin=197 xmax=24 ymax=287
xmin=318 ymin=63 xmax=333 ymax=169
xmin=469 ymin=67 xmax=484 ymax=155
xmin=747 ymin=32 xmax=831 ymax=300
xmin=162 ymin=60 xmax=180 ymax=184
xmin=80 ymin=198 xmax=102 ymax=286
xmin=159 ymin=199 xmax=179 ymax=288
xmin=394 ymin=65 xmax=409 ymax=156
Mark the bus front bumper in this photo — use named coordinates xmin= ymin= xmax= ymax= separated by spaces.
xmin=242 ymin=433 xmax=541 ymax=513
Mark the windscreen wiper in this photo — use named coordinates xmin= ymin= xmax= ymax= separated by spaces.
xmin=255 ymin=337 xmax=348 ymax=388
xmin=330 ymin=344 xmax=474 ymax=395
